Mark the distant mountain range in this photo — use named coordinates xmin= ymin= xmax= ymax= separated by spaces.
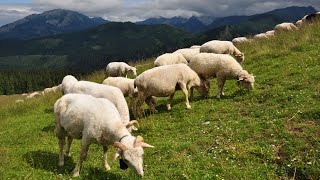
xmin=137 ymin=6 xmax=317 ymax=33
xmin=0 ymin=9 xmax=108 ymax=40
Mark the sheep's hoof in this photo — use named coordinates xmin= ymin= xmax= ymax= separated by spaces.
xmin=186 ymin=105 xmax=192 ymax=110
xmin=166 ymin=104 xmax=172 ymax=111
xmin=66 ymin=152 xmax=71 ymax=157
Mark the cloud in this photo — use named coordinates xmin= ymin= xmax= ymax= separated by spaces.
xmin=0 ymin=0 xmax=319 ymax=26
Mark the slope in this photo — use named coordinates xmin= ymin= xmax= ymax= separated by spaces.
xmin=0 ymin=21 xmax=320 ymax=179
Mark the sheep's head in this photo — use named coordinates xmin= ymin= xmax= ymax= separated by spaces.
xmin=114 ymin=136 xmax=154 ymax=177
xmin=238 ymin=71 xmax=255 ymax=90
xmin=194 ymin=78 xmax=210 ymax=98
xmin=128 ymin=67 xmax=137 ymax=77
xmin=235 ymin=53 xmax=245 ymax=63
xmin=61 ymin=75 xmax=78 ymax=94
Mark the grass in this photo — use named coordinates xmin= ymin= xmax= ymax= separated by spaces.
xmin=1 ymin=22 xmax=320 ymax=179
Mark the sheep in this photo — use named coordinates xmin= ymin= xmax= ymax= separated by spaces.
xmin=105 ymin=62 xmax=137 ymax=78
xmin=265 ymin=30 xmax=275 ymax=37
xmin=305 ymin=13 xmax=320 ymax=23
xmin=133 ymin=64 xmax=209 ymax=118
xmin=189 ymin=53 xmax=255 ymax=98
xmin=61 ymin=75 xmax=136 ymax=131
xmin=102 ymin=77 xmax=135 ymax=97
xmin=190 ymin=45 xmax=201 ymax=49
xmin=232 ymin=37 xmax=250 ymax=44
xmin=26 ymin=92 xmax=41 ymax=99
xmin=200 ymin=40 xmax=245 ymax=63
xmin=253 ymin=33 xmax=268 ymax=40
xmin=173 ymin=48 xmax=200 ymax=62
xmin=54 ymin=93 xmax=153 ymax=177
xmin=274 ymin=22 xmax=298 ymax=32
xmin=154 ymin=53 xmax=188 ymax=67
xmin=296 ymin=19 xmax=303 ymax=28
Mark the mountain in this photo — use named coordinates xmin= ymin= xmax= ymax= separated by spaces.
xmin=138 ymin=6 xmax=316 ymax=34
xmin=136 ymin=16 xmax=209 ymax=33
xmin=0 ymin=22 xmax=195 ymax=72
xmin=208 ymin=6 xmax=317 ymax=29
xmin=0 ymin=9 xmax=108 ymax=40
xmin=199 ymin=6 xmax=317 ymax=42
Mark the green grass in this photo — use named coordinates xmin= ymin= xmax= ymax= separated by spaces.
xmin=1 ymin=23 xmax=320 ymax=179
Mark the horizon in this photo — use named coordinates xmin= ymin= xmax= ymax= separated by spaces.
xmin=0 ymin=0 xmax=320 ymax=26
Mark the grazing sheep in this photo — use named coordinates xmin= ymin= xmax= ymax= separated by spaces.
xmin=232 ymin=37 xmax=250 ymax=44
xmin=154 ymin=53 xmax=188 ymax=67
xmin=26 ymin=92 xmax=41 ymax=99
xmin=106 ymin=62 xmax=137 ymax=77
xmin=173 ymin=48 xmax=200 ymax=62
xmin=200 ymin=40 xmax=245 ymax=63
xmin=274 ymin=22 xmax=298 ymax=32
xmin=61 ymin=75 xmax=135 ymax=131
xmin=190 ymin=45 xmax=201 ymax=49
xmin=54 ymin=94 xmax=153 ymax=177
xmin=253 ymin=33 xmax=268 ymax=40
xmin=133 ymin=64 xmax=209 ymax=118
xmin=102 ymin=77 xmax=135 ymax=97
xmin=265 ymin=30 xmax=275 ymax=37
xmin=305 ymin=13 xmax=320 ymax=23
xmin=21 ymin=93 xmax=28 ymax=96
xmin=296 ymin=19 xmax=303 ymax=28
xmin=189 ymin=53 xmax=255 ymax=98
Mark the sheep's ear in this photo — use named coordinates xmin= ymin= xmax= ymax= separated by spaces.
xmin=114 ymin=142 xmax=128 ymax=151
xmin=141 ymin=142 xmax=155 ymax=148
xmin=134 ymin=136 xmax=144 ymax=147
xmin=135 ymin=136 xmax=154 ymax=148
xmin=126 ymin=120 xmax=139 ymax=130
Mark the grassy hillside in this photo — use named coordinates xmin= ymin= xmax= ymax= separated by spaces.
xmin=1 ymin=22 xmax=320 ymax=179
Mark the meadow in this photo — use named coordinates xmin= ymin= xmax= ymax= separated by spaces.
xmin=0 ymin=22 xmax=320 ymax=179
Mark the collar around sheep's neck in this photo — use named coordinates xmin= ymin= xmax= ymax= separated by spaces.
xmin=119 ymin=135 xmax=129 ymax=142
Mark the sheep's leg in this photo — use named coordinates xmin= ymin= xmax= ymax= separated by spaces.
xmin=179 ymin=83 xmax=191 ymax=109
xmin=133 ymin=93 xmax=146 ymax=118
xmin=72 ymin=141 xmax=90 ymax=177
xmin=216 ymin=78 xmax=226 ymax=98
xmin=65 ymin=136 xmax=73 ymax=157
xmin=58 ymin=136 xmax=65 ymax=166
xmin=190 ymin=87 xmax=194 ymax=99
xmin=146 ymin=96 xmax=158 ymax=113
xmin=102 ymin=146 xmax=111 ymax=171
xmin=166 ymin=92 xmax=176 ymax=111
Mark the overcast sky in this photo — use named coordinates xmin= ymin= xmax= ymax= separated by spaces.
xmin=0 ymin=0 xmax=319 ymax=26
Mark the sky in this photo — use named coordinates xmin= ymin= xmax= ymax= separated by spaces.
xmin=0 ymin=0 xmax=319 ymax=26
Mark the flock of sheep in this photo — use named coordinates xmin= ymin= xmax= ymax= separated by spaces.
xmin=16 ymin=12 xmax=320 ymax=177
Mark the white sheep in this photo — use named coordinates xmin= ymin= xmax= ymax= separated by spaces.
xmin=265 ymin=30 xmax=275 ymax=37
xmin=61 ymin=75 xmax=135 ymax=131
xmin=190 ymin=45 xmax=201 ymax=49
xmin=26 ymin=91 xmax=41 ymax=99
xmin=189 ymin=53 xmax=255 ymax=98
xmin=105 ymin=62 xmax=137 ymax=77
xmin=54 ymin=93 xmax=153 ymax=177
xmin=173 ymin=48 xmax=200 ymax=62
xmin=274 ymin=22 xmax=298 ymax=32
xmin=200 ymin=40 xmax=245 ymax=63
xmin=253 ymin=33 xmax=268 ymax=40
xmin=154 ymin=53 xmax=188 ymax=67
xmin=232 ymin=37 xmax=250 ymax=44
xmin=133 ymin=64 xmax=209 ymax=118
xmin=296 ymin=19 xmax=303 ymax=28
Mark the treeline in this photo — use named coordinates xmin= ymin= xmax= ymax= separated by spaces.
xmin=0 ymin=70 xmax=68 ymax=95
